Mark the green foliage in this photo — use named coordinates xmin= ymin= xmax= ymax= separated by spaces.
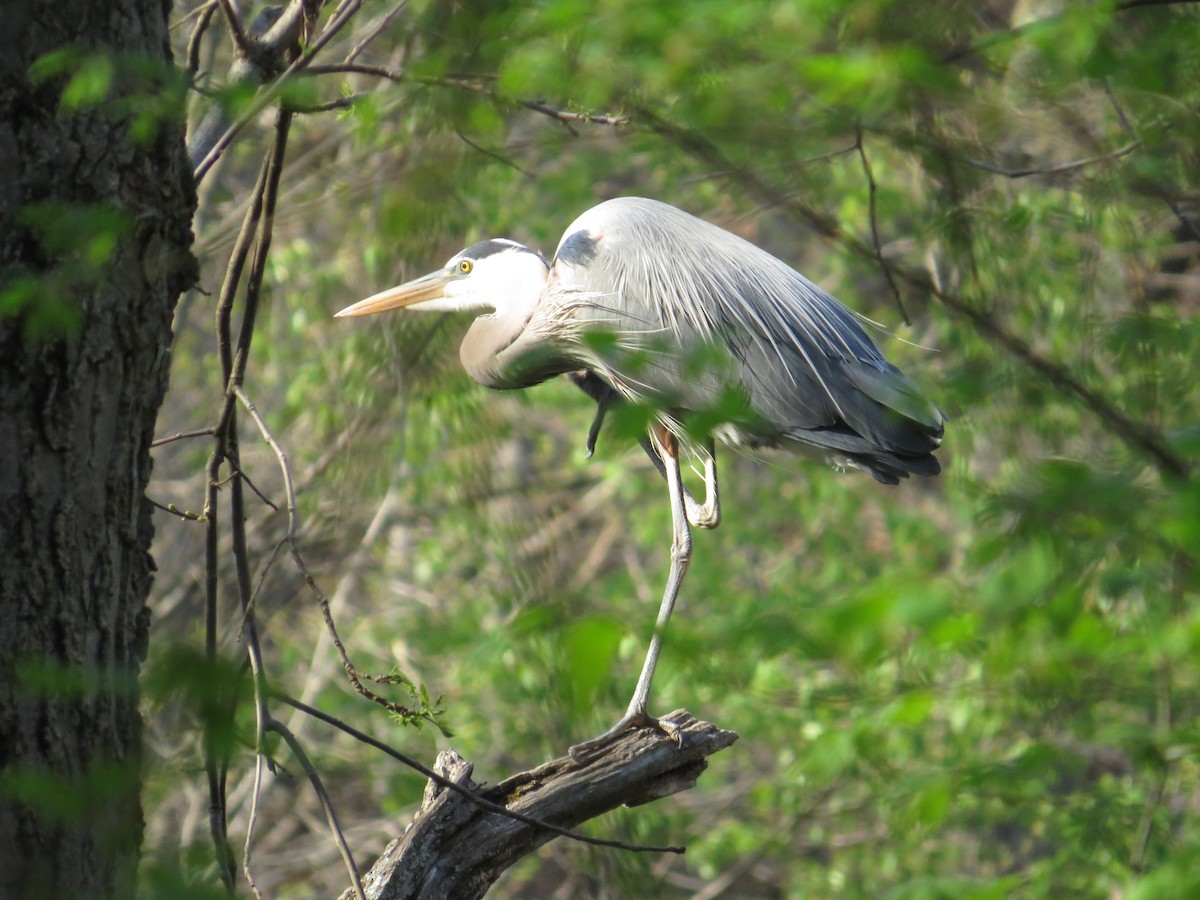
xmin=28 ymin=45 xmax=191 ymax=139
xmin=380 ymin=667 xmax=454 ymax=735
xmin=2 ymin=201 xmax=137 ymax=339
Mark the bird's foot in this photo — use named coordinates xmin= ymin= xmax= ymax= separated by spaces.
xmin=568 ymin=709 xmax=683 ymax=761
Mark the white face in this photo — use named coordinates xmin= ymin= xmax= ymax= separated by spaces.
xmin=335 ymin=242 xmax=549 ymax=319
xmin=431 ymin=246 xmax=550 ymax=314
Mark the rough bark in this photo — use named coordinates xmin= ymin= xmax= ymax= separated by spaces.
xmin=347 ymin=710 xmax=738 ymax=900
xmin=0 ymin=2 xmax=195 ymax=897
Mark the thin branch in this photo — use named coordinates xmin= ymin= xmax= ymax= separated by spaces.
xmin=925 ymin=287 xmax=1188 ymax=481
xmin=148 ymin=498 xmax=207 ymax=522
xmin=1116 ymin=0 xmax=1200 ymax=9
xmin=277 ymin=694 xmax=687 ymax=854
xmin=201 ymin=105 xmax=292 ymax=896
xmin=232 ymin=445 xmax=271 ymax=897
xmin=1104 ymin=86 xmax=1200 ymax=245
xmin=942 ymin=1 xmax=1200 ymax=66
xmin=242 ymin=751 xmax=267 ymax=900
xmin=855 ymin=129 xmax=909 ymax=325
xmin=455 ymin=131 xmax=535 ymax=178
xmin=187 ymin=1 xmax=218 ymax=75
xmin=217 ymin=0 xmax=251 ymax=56
xmin=213 ymin=154 xmax=271 ymax=386
xmin=1132 ymin=766 xmax=1170 ymax=873
xmin=203 ymin=454 xmax=237 ymax=896
xmin=233 ymin=386 xmax=298 ymax=537
xmin=344 ymin=1 xmax=409 ymax=63
xmin=151 ymin=426 xmax=215 ymax=447
xmin=267 ymin=717 xmax=366 ymax=900
xmin=299 ymin=63 xmax=629 ymax=130
xmin=303 ymin=62 xmax=403 ymax=79
xmin=229 ymin=114 xmax=295 ymax=900
xmin=173 ymin=0 xmax=217 ymax=32
xmin=961 ymin=141 xmax=1140 ymax=179
xmin=686 ymin=143 xmax=857 ymax=190
xmin=242 ymin=540 xmax=287 ymax=633
xmin=517 ymin=98 xmax=630 ymax=126
xmin=234 ymin=538 xmax=275 ymax=900
xmin=219 ymin=111 xmax=294 ymax=897
xmin=230 ymin=109 xmax=293 ymax=396
xmin=227 ymin=460 xmax=278 ymax=511
xmin=290 ymin=93 xmax=366 ymax=114
xmin=230 ymin=379 xmax=295 ymax=645
xmin=287 ymin=538 xmax=419 ymax=719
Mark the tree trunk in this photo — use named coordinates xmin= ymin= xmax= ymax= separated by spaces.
xmin=0 ymin=3 xmax=195 ymax=897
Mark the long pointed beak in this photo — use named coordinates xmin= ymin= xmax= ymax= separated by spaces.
xmin=335 ymin=270 xmax=451 ymax=317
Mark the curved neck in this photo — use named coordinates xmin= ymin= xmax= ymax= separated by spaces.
xmin=459 ymin=278 xmax=579 ymax=389
xmin=460 ymin=304 xmax=532 ymax=389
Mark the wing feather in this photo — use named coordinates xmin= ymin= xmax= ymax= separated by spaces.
xmin=552 ymin=197 xmax=943 ymax=480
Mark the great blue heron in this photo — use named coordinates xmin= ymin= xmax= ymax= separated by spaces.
xmin=337 ymin=197 xmax=943 ymax=755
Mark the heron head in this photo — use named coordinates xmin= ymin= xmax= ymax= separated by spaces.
xmin=335 ymin=239 xmax=549 ymax=318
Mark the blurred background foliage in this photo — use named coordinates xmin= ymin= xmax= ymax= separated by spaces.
xmin=145 ymin=0 xmax=1199 ymax=896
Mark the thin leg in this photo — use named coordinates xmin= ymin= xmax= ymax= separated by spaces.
xmin=569 ymin=428 xmax=693 ymax=758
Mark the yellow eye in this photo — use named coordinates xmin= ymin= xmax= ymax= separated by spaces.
xmin=458 ymin=259 xmax=473 ymax=274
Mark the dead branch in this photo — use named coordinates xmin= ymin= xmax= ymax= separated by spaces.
xmin=343 ymin=710 xmax=738 ymax=900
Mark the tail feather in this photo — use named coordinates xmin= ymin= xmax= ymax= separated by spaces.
xmin=785 ymin=423 xmax=942 ymax=484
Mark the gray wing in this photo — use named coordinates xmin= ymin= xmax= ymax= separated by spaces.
xmin=552 ymin=197 xmax=943 ymax=483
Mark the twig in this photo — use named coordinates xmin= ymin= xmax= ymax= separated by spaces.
xmin=151 ymin=426 xmax=216 ymax=447
xmin=685 ymin=142 xmax=857 ymax=190
xmin=517 ymin=98 xmax=630 ymax=126
xmin=233 ymin=386 xmax=298 ymax=537
xmin=1133 ymin=654 xmax=1176 ymax=873
xmin=201 ymin=106 xmax=293 ymax=896
xmin=277 ymin=694 xmax=687 ymax=854
xmin=455 ymin=131 xmax=535 ymax=178
xmin=242 ymin=750 xmax=268 ymax=900
xmin=298 ymin=63 xmax=629 ymax=130
xmin=1117 ymin=0 xmax=1200 ymax=9
xmin=230 ymin=380 xmax=295 ymax=632
xmin=202 ymin=461 xmax=236 ymax=899
xmin=232 ymin=109 xmax=293 ymax=396
xmin=233 ymin=452 xmax=271 ymax=897
xmin=1103 ymin=85 xmax=1200 ymax=244
xmin=221 ymin=110 xmax=295 ymax=897
xmin=303 ymin=62 xmax=403 ymax=79
xmin=227 ymin=459 xmax=278 ymax=511
xmin=344 ymin=1 xmax=409 ymax=63
xmin=961 ymin=141 xmax=1140 ymax=179
xmin=217 ymin=0 xmax=251 ymax=56
xmin=855 ymin=129 xmax=909 ymax=325
xmin=287 ymin=539 xmax=419 ymax=719
xmin=1132 ymin=766 xmax=1170 ymax=873
xmin=942 ymin=1 xmax=1199 ymax=66
xmin=187 ymin=1 xmax=218 ymax=74
xmin=290 ymin=94 xmax=366 ymax=114
xmin=148 ymin=498 xmax=207 ymax=522
xmin=267 ymin=717 xmax=366 ymax=900
xmin=173 ymin=0 xmax=217 ymax=31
